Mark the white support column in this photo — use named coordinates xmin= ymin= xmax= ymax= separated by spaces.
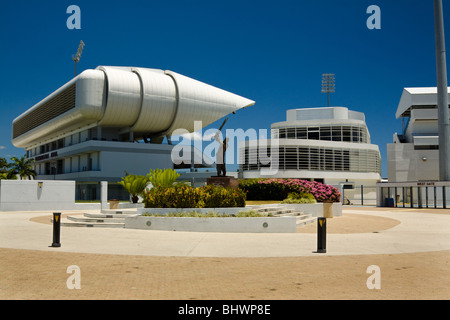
xmin=101 ymin=181 xmax=108 ymax=210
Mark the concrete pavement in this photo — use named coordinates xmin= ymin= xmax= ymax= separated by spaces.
xmin=1 ymin=208 xmax=449 ymax=257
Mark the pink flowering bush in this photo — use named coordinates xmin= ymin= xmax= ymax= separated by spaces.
xmin=239 ymin=178 xmax=341 ymax=202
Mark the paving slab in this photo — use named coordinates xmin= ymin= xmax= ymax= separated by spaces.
xmin=1 ymin=208 xmax=449 ymax=257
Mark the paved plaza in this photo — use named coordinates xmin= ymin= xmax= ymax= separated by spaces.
xmin=1 ymin=207 xmax=449 ymax=299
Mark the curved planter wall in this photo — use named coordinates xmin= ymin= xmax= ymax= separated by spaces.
xmin=125 ymin=215 xmax=297 ymax=233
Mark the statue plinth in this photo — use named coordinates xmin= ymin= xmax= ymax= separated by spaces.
xmin=207 ymin=176 xmax=239 ymax=189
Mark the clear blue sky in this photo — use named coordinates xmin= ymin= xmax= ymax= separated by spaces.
xmin=0 ymin=0 xmax=448 ymax=177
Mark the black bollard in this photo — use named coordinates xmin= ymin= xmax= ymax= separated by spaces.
xmin=316 ymin=217 xmax=326 ymax=253
xmin=51 ymin=212 xmax=61 ymax=247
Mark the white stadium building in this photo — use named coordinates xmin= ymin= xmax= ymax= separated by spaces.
xmin=387 ymin=87 xmax=449 ymax=182
xmin=12 ymin=66 xmax=254 ymax=199
xmin=239 ymin=107 xmax=382 ymax=204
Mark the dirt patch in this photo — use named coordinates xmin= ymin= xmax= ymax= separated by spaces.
xmin=1 ymin=248 xmax=448 ymax=300
xmin=30 ymin=213 xmax=84 ymax=225
xmin=297 ymin=213 xmax=401 ymax=234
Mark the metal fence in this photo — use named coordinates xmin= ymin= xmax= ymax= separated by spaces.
xmin=340 ymin=185 xmax=378 ymax=206
xmin=377 ymin=182 xmax=450 ymax=209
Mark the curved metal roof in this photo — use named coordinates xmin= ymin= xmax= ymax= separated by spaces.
xmin=396 ymin=87 xmax=450 ymax=119
xmin=12 ymin=66 xmax=255 ymax=148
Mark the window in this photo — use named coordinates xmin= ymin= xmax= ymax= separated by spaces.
xmin=342 ymin=126 xmax=351 ymax=142
xmin=240 ymin=139 xmax=380 ymax=174
xmin=332 ymin=126 xmax=341 ymax=141
xmin=285 ymin=148 xmax=298 ymax=169
xmin=296 ymin=128 xmax=307 ymax=139
xmin=310 ymin=148 xmax=320 ymax=170
xmin=321 ymin=126 xmax=331 ymax=141
xmin=298 ymin=148 xmax=309 ymax=169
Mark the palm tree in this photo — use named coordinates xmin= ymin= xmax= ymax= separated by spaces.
xmin=0 ymin=157 xmax=17 ymax=180
xmin=10 ymin=155 xmax=37 ymax=180
xmin=118 ymin=174 xmax=149 ymax=203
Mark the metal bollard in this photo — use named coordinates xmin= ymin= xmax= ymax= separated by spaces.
xmin=51 ymin=212 xmax=61 ymax=247
xmin=316 ymin=217 xmax=327 ymax=253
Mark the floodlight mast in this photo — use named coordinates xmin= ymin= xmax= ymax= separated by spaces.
xmin=72 ymin=40 xmax=85 ymax=76
xmin=434 ymin=0 xmax=450 ymax=181
xmin=321 ymin=73 xmax=335 ymax=107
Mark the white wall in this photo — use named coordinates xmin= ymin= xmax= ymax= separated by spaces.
xmin=0 ymin=180 xmax=76 ymax=211
xmin=387 ymin=143 xmax=439 ymax=182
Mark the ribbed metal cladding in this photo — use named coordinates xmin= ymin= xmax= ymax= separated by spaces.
xmin=12 ymin=84 xmax=76 ymax=139
xmin=240 ymin=145 xmax=381 ymax=174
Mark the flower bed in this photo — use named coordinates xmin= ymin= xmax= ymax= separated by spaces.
xmin=239 ymin=178 xmax=340 ymax=202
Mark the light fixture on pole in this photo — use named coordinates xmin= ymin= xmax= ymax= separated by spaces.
xmin=321 ymin=73 xmax=335 ymax=107
xmin=72 ymin=40 xmax=85 ymax=77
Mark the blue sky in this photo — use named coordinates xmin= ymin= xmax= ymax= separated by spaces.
xmin=0 ymin=0 xmax=448 ymax=177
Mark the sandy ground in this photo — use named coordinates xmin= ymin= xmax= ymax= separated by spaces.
xmin=1 ymin=208 xmax=449 ymax=300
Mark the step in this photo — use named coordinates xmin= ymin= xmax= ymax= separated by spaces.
xmin=67 ymin=215 xmax=126 ymax=223
xmin=101 ymin=209 xmax=138 ymax=214
xmin=296 ymin=216 xmax=317 ymax=227
xmin=56 ymin=212 xmax=127 ymax=228
xmin=84 ymin=212 xmax=136 ymax=219
xmin=254 ymin=206 xmax=286 ymax=212
xmin=274 ymin=211 xmax=305 ymax=217
xmin=60 ymin=218 xmax=125 ymax=228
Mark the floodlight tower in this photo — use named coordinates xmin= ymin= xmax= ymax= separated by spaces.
xmin=321 ymin=73 xmax=335 ymax=107
xmin=434 ymin=0 xmax=450 ymax=181
xmin=72 ymin=40 xmax=85 ymax=76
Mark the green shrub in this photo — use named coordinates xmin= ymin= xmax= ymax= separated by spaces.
xmin=142 ymin=184 xmax=246 ymax=208
xmin=281 ymin=192 xmax=317 ymax=204
xmin=147 ymin=168 xmax=180 ymax=189
xmin=118 ymin=174 xmax=149 ymax=203
xmin=142 ymin=210 xmax=269 ymax=217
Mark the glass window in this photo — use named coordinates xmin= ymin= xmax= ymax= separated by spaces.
xmin=308 ymin=127 xmax=320 ymax=140
xmin=320 ymin=126 xmax=331 ymax=141
xmin=342 ymin=126 xmax=351 ymax=142
xmin=287 ymin=128 xmax=296 ymax=138
xmin=310 ymin=148 xmax=319 ymax=170
xmin=332 ymin=126 xmax=341 ymax=141
xmin=296 ymin=128 xmax=307 ymax=139
xmin=298 ymin=148 xmax=309 ymax=169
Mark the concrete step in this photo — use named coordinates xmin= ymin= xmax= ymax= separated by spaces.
xmin=60 ymin=218 xmax=125 ymax=228
xmin=67 ymin=215 xmax=126 ymax=223
xmin=296 ymin=216 xmax=317 ymax=227
xmin=254 ymin=206 xmax=287 ymax=212
xmin=84 ymin=212 xmax=136 ymax=219
xmin=275 ymin=211 xmax=305 ymax=217
xmin=58 ymin=212 xmax=126 ymax=228
xmin=101 ymin=209 xmax=138 ymax=215
xmin=254 ymin=206 xmax=300 ymax=216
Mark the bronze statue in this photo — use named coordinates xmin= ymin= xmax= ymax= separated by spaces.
xmin=214 ymin=118 xmax=229 ymax=177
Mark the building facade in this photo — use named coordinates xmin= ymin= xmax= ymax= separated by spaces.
xmin=239 ymin=107 xmax=382 ymax=204
xmin=387 ymin=87 xmax=449 ymax=182
xmin=12 ymin=66 xmax=254 ymax=199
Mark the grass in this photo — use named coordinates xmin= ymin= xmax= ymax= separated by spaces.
xmin=75 ymin=200 xmax=130 ymax=203
xmin=245 ymin=200 xmax=282 ymax=206
xmin=142 ymin=210 xmax=274 ymax=218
